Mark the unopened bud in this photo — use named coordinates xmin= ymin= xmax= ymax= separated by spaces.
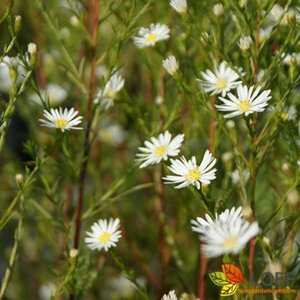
xmin=226 ymin=120 xmax=235 ymax=129
xmin=263 ymin=236 xmax=272 ymax=251
xmin=27 ymin=43 xmax=37 ymax=66
xmin=287 ymin=189 xmax=300 ymax=209
xmin=14 ymin=15 xmax=22 ymax=33
xmin=69 ymin=248 xmax=78 ymax=258
xmin=212 ymin=4 xmax=223 ymax=17
xmin=243 ymin=205 xmax=253 ymax=221
xmin=15 ymin=173 xmax=24 ymax=185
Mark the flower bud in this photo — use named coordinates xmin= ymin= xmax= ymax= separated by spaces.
xmin=15 ymin=173 xmax=24 ymax=185
xmin=212 ymin=4 xmax=224 ymax=17
xmin=27 ymin=42 xmax=37 ymax=66
xmin=14 ymin=15 xmax=22 ymax=33
xmin=287 ymin=189 xmax=300 ymax=209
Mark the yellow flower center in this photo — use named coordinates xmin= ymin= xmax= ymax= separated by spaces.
xmin=280 ymin=112 xmax=288 ymax=120
xmin=238 ymin=100 xmax=252 ymax=112
xmin=107 ymin=88 xmax=116 ymax=98
xmin=155 ymin=145 xmax=167 ymax=157
xmin=223 ymin=236 xmax=238 ymax=250
xmin=216 ymin=78 xmax=228 ymax=89
xmin=146 ymin=33 xmax=157 ymax=43
xmin=186 ymin=169 xmax=201 ymax=181
xmin=99 ymin=232 xmax=112 ymax=243
xmin=55 ymin=118 xmax=68 ymax=129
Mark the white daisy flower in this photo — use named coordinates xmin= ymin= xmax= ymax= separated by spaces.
xmin=162 ymin=55 xmax=179 ymax=76
xmin=39 ymin=107 xmax=83 ymax=132
xmin=215 ymin=85 xmax=272 ymax=118
xmin=237 ymin=35 xmax=252 ymax=51
xmin=197 ymin=61 xmax=242 ymax=97
xmin=170 ymin=0 xmax=187 ymax=14
xmin=163 ymin=150 xmax=217 ymax=190
xmin=95 ymin=72 xmax=125 ymax=109
xmin=136 ymin=131 xmax=184 ymax=169
xmin=191 ymin=206 xmax=261 ymax=258
xmin=133 ymin=23 xmax=170 ymax=48
xmin=85 ymin=218 xmax=121 ymax=251
xmin=162 ymin=290 xmax=177 ymax=300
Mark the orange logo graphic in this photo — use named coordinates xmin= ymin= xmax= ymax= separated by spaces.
xmin=209 ymin=264 xmax=243 ymax=297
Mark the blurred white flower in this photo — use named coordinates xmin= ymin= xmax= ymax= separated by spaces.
xmin=282 ymin=53 xmax=300 ymax=66
xmin=32 ymin=83 xmax=68 ymax=106
xmin=38 ymin=282 xmax=56 ymax=300
xmin=197 ymin=61 xmax=242 ymax=97
xmin=216 ymin=85 xmax=272 ymax=118
xmin=39 ymin=107 xmax=83 ymax=132
xmin=136 ymin=131 xmax=184 ymax=168
xmin=155 ymin=95 xmax=164 ymax=105
xmin=95 ymin=72 xmax=125 ymax=109
xmin=280 ymin=105 xmax=297 ymax=121
xmin=212 ymin=4 xmax=224 ymax=17
xmin=268 ymin=4 xmax=284 ymax=23
xmin=170 ymin=0 xmax=187 ymax=14
xmin=163 ymin=150 xmax=217 ymax=190
xmin=231 ymin=169 xmax=250 ymax=185
xmin=163 ymin=55 xmax=179 ymax=76
xmin=70 ymin=15 xmax=80 ymax=26
xmin=162 ymin=290 xmax=177 ymax=300
xmin=258 ymin=26 xmax=272 ymax=43
xmin=238 ymin=35 xmax=252 ymax=51
xmin=85 ymin=218 xmax=121 ymax=251
xmin=221 ymin=151 xmax=233 ymax=162
xmin=0 ymin=56 xmax=26 ymax=93
xmin=133 ymin=23 xmax=170 ymax=48
xmin=99 ymin=124 xmax=127 ymax=146
xmin=191 ymin=206 xmax=261 ymax=258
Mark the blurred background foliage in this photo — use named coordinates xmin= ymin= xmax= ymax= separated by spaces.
xmin=0 ymin=0 xmax=299 ymax=299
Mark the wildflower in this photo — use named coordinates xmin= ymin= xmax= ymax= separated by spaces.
xmin=230 ymin=169 xmax=250 ymax=185
xmin=0 ymin=56 xmax=26 ymax=93
xmin=163 ymin=55 xmax=179 ymax=76
xmin=136 ymin=131 xmax=184 ymax=169
xmin=162 ymin=290 xmax=177 ymax=300
xmin=33 ymin=83 xmax=68 ymax=106
xmin=170 ymin=0 xmax=187 ymax=14
xmin=238 ymin=35 xmax=252 ymax=51
xmin=39 ymin=107 xmax=83 ymax=132
xmin=191 ymin=206 xmax=261 ymax=258
xmin=282 ymin=53 xmax=300 ymax=66
xmin=197 ymin=61 xmax=242 ymax=97
xmin=85 ymin=218 xmax=121 ymax=251
xmin=258 ymin=26 xmax=272 ymax=43
xmin=99 ymin=124 xmax=127 ymax=146
xmin=212 ymin=4 xmax=224 ymax=17
xmin=268 ymin=4 xmax=284 ymax=23
xmin=280 ymin=105 xmax=297 ymax=121
xmin=95 ymin=72 xmax=125 ymax=109
xmin=215 ymin=85 xmax=271 ymax=118
xmin=163 ymin=150 xmax=217 ymax=190
xmin=133 ymin=23 xmax=170 ymax=48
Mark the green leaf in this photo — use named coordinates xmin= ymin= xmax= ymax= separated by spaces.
xmin=209 ymin=272 xmax=231 ymax=286
xmin=220 ymin=283 xmax=239 ymax=297
xmin=0 ymin=0 xmax=14 ymax=24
